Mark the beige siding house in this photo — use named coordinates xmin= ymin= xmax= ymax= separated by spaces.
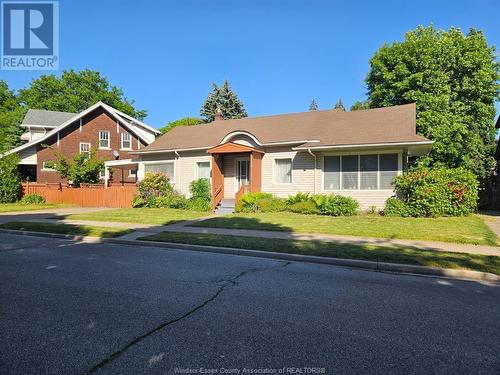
xmin=108 ymin=104 xmax=432 ymax=211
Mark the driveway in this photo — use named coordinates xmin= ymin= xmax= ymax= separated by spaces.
xmin=0 ymin=233 xmax=499 ymax=374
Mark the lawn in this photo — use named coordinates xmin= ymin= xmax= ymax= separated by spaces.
xmin=0 ymin=221 xmax=132 ymax=238
xmin=64 ymin=208 xmax=209 ymax=225
xmin=0 ymin=203 xmax=66 ymax=213
xmin=140 ymin=231 xmax=500 ymax=276
xmin=191 ymin=212 xmax=498 ymax=246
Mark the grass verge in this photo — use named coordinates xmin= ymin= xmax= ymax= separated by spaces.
xmin=191 ymin=213 xmax=498 ymax=246
xmin=0 ymin=221 xmax=132 ymax=238
xmin=65 ymin=208 xmax=208 ymax=225
xmin=139 ymin=231 xmax=500 ymax=275
xmin=0 ymin=203 xmax=68 ymax=213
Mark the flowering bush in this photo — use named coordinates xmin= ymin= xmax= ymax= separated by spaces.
xmin=384 ymin=167 xmax=478 ymax=217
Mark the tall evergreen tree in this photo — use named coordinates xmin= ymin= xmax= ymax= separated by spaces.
xmin=0 ymin=80 xmax=24 ymax=152
xmin=334 ymin=98 xmax=345 ymax=111
xmin=309 ymin=99 xmax=318 ymax=111
xmin=366 ymin=25 xmax=499 ymax=181
xmin=200 ymin=80 xmax=247 ymax=122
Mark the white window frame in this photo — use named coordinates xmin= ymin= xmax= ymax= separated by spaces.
xmin=98 ymin=131 xmax=110 ymax=149
xmin=273 ymin=157 xmax=293 ymax=185
xmin=322 ymin=151 xmax=401 ymax=191
xmin=143 ymin=161 xmax=175 ymax=183
xmin=128 ymin=168 xmax=137 ymax=178
xmin=42 ymin=161 xmax=55 ymax=172
xmin=121 ymin=132 xmax=132 ymax=150
xmin=79 ymin=142 xmax=91 ymax=156
xmin=196 ymin=161 xmax=211 ymax=180
xmin=98 ymin=170 xmax=106 ymax=180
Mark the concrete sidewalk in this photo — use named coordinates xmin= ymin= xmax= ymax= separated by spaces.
xmin=3 ymin=211 xmax=500 ymax=257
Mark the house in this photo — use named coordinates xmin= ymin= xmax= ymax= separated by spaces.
xmin=111 ymin=103 xmax=432 ymax=211
xmin=7 ymin=102 xmax=160 ymax=184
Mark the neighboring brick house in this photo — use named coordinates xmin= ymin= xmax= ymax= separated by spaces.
xmin=7 ymin=102 xmax=159 ymax=184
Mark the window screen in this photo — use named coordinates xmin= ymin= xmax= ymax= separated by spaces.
xmin=360 ymin=154 xmax=378 ymax=190
xmin=379 ymin=154 xmax=398 ymax=189
xmin=324 ymin=156 xmax=340 ymax=190
xmin=341 ymin=155 xmax=358 ymax=190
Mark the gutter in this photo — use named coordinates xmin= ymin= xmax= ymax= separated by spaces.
xmin=293 ymin=140 xmax=434 ymax=151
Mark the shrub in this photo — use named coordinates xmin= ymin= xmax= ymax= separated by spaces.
xmin=20 ymin=194 xmax=45 ymax=204
xmin=312 ymin=194 xmax=359 ymax=216
xmin=0 ymin=154 xmax=21 ymax=203
xmin=388 ymin=166 xmax=478 ymax=217
xmin=236 ymin=192 xmax=285 ymax=213
xmin=137 ymin=172 xmax=173 ymax=201
xmin=188 ymin=178 xmax=211 ymax=211
xmin=189 ymin=178 xmax=211 ymax=201
xmin=288 ymin=200 xmax=319 ymax=214
xmin=187 ymin=197 xmax=212 ymax=212
xmin=384 ymin=197 xmax=411 ymax=217
xmin=286 ymin=192 xmax=311 ymax=205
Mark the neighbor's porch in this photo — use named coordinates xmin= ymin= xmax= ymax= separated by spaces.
xmin=207 ymin=142 xmax=264 ymax=210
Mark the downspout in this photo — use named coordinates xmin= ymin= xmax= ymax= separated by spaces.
xmin=174 ymin=151 xmax=180 ymax=188
xmin=307 ymin=149 xmax=317 ymax=194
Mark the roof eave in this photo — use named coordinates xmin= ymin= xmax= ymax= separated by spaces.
xmin=292 ymin=140 xmax=434 ymax=151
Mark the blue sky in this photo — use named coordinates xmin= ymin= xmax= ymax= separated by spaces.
xmin=2 ymin=0 xmax=499 ymax=128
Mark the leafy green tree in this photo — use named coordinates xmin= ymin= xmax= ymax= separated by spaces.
xmin=366 ymin=25 xmax=499 ymax=182
xmin=160 ymin=117 xmax=203 ymax=134
xmin=0 ymin=153 xmax=21 ymax=203
xmin=350 ymin=100 xmax=370 ymax=111
xmin=309 ymin=99 xmax=318 ymax=111
xmin=47 ymin=147 xmax=105 ymax=186
xmin=200 ymin=80 xmax=247 ymax=122
xmin=0 ymin=80 xmax=25 ymax=152
xmin=19 ymin=69 xmax=146 ymax=120
xmin=334 ymin=98 xmax=345 ymax=111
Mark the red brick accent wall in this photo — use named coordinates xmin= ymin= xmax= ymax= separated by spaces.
xmin=36 ymin=107 xmax=147 ymax=184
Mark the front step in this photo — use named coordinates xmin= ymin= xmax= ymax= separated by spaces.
xmin=214 ymin=199 xmax=235 ymax=215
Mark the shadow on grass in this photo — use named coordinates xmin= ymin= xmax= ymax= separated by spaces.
xmin=190 ymin=216 xmax=294 ymax=232
xmin=0 ymin=221 xmax=132 ymax=238
xmin=140 ymin=232 xmax=500 ymax=276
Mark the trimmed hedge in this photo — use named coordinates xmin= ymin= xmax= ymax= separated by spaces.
xmin=384 ymin=167 xmax=478 ymax=217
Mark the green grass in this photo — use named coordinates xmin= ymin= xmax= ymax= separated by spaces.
xmin=0 ymin=203 xmax=66 ymax=213
xmin=64 ymin=208 xmax=209 ymax=225
xmin=0 ymin=221 xmax=132 ymax=238
xmin=191 ymin=212 xmax=499 ymax=246
xmin=140 ymin=231 xmax=500 ymax=275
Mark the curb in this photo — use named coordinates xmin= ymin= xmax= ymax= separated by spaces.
xmin=106 ymin=237 xmax=500 ymax=283
xmin=0 ymin=228 xmax=103 ymax=242
xmin=1 ymin=228 xmax=499 ymax=283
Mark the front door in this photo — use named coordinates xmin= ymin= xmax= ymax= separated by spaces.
xmin=236 ymin=158 xmax=250 ymax=191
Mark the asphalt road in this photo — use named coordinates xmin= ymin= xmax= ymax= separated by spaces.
xmin=1 ymin=233 xmax=499 ymax=375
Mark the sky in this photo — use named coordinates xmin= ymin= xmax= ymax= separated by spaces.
xmin=2 ymin=0 xmax=499 ymax=128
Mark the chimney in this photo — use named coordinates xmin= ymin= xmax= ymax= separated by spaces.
xmin=214 ymin=107 xmax=223 ymax=121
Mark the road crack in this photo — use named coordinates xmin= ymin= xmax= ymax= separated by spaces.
xmin=82 ymin=263 xmax=284 ymax=374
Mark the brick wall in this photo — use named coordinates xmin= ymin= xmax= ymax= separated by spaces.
xmin=36 ymin=107 xmax=147 ymax=184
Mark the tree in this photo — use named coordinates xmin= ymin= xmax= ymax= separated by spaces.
xmin=0 ymin=80 xmax=24 ymax=152
xmin=0 ymin=153 xmax=21 ymax=203
xmin=18 ymin=69 xmax=146 ymax=120
xmin=47 ymin=147 xmax=105 ymax=186
xmin=160 ymin=117 xmax=204 ymax=134
xmin=200 ymin=80 xmax=247 ymax=122
xmin=366 ymin=25 xmax=499 ymax=182
xmin=309 ymin=99 xmax=318 ymax=111
xmin=350 ymin=100 xmax=370 ymax=111
xmin=334 ymin=98 xmax=345 ymax=111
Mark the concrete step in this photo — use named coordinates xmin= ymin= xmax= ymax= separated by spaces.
xmin=215 ymin=199 xmax=235 ymax=214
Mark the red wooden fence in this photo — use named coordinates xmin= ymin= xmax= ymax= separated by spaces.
xmin=22 ymin=183 xmax=137 ymax=208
